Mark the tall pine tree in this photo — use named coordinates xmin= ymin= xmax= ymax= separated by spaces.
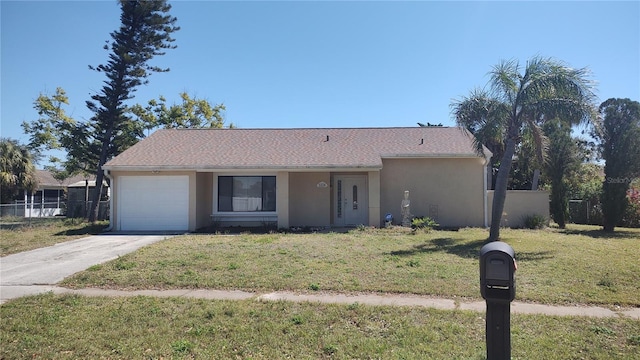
xmin=544 ymin=119 xmax=580 ymax=228
xmin=595 ymin=98 xmax=640 ymax=232
xmin=86 ymin=0 xmax=179 ymax=222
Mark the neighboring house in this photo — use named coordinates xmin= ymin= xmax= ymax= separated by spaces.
xmin=66 ymin=179 xmax=110 ymax=219
xmin=21 ymin=170 xmax=89 ymax=217
xmin=103 ymin=127 xmax=498 ymax=232
xmin=7 ymin=170 xmax=110 ymax=218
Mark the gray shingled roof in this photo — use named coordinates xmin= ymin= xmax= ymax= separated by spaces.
xmin=36 ymin=170 xmax=93 ymax=188
xmin=104 ymin=127 xmax=487 ymax=170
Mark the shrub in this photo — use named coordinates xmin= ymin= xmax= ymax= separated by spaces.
xmin=411 ymin=216 xmax=439 ymax=232
xmin=522 ymin=214 xmax=547 ymax=229
xmin=309 ymin=283 xmax=320 ymax=291
xmin=620 ymin=186 xmax=640 ymax=228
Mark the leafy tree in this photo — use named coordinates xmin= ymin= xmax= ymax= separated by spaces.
xmin=593 ymin=98 xmax=640 ymax=231
xmin=568 ymin=163 xmax=603 ymax=201
xmin=621 ymin=178 xmax=640 ymax=227
xmin=129 ymin=92 xmax=228 ymax=131
xmin=22 ymin=88 xmax=98 ymax=177
xmin=509 ymin=129 xmax=545 ymax=190
xmin=23 ymin=89 xmax=227 ymax=177
xmin=566 ymin=162 xmax=604 ymax=225
xmin=452 ymin=57 xmax=596 ymax=241
xmin=0 ymin=138 xmax=38 ymax=203
xmin=621 ymin=178 xmax=640 ymax=228
xmin=543 ymin=119 xmax=580 ymax=228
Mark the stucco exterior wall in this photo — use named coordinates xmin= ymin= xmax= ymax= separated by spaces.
xmin=289 ymin=172 xmax=331 ymax=227
xmin=368 ymin=171 xmax=381 ymax=227
xmin=195 ymin=172 xmax=213 ymax=230
xmin=487 ymin=190 xmax=550 ymax=228
xmin=276 ymin=171 xmax=289 ymax=229
xmin=380 ymin=158 xmax=486 ymax=227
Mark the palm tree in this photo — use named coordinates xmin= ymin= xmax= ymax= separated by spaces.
xmin=452 ymin=57 xmax=596 ymax=241
xmin=0 ymin=138 xmax=38 ymax=203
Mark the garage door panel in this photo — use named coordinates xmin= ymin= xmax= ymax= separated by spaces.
xmin=118 ymin=175 xmax=189 ymax=231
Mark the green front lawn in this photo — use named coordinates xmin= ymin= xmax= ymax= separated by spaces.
xmin=62 ymin=225 xmax=640 ymax=307
xmin=1 ymin=293 xmax=638 ymax=359
xmin=0 ymin=217 xmax=108 ymax=256
xmin=3 ymin=223 xmax=639 ymax=359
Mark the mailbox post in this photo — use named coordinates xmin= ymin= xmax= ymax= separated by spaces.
xmin=480 ymin=241 xmax=516 ymax=360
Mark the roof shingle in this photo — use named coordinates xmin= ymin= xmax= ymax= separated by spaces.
xmin=104 ymin=127 xmax=486 ymax=170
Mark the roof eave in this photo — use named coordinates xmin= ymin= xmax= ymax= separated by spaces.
xmin=103 ymin=164 xmax=383 ymax=172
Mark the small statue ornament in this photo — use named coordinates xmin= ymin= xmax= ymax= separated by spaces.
xmin=401 ymin=190 xmax=413 ymax=227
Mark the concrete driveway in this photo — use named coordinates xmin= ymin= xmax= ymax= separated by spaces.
xmin=0 ymin=234 xmax=171 ymax=304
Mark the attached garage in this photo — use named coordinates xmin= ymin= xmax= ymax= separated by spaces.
xmin=116 ymin=175 xmax=189 ymax=231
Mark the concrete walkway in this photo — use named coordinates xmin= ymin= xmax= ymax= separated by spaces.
xmin=1 ymin=234 xmax=638 ymax=319
xmin=2 ymin=285 xmax=639 ymax=320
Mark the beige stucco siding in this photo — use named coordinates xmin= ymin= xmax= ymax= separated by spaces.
xmin=368 ymin=171 xmax=381 ymax=227
xmin=196 ymin=172 xmax=213 ymax=230
xmin=487 ymin=190 xmax=550 ymax=228
xmin=380 ymin=158 xmax=485 ymax=227
xmin=289 ymin=172 xmax=331 ymax=227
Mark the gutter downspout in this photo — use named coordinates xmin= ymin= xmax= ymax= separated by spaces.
xmin=103 ymin=169 xmax=114 ymax=232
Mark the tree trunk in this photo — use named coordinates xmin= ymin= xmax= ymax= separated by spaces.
xmin=550 ymin=178 xmax=567 ymax=229
xmin=88 ymin=124 xmax=114 ymax=223
xmin=88 ymin=168 xmax=105 ymax=223
xmin=489 ymin=135 xmax=518 ymax=241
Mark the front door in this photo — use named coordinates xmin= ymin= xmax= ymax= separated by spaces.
xmin=334 ymin=175 xmax=368 ymax=226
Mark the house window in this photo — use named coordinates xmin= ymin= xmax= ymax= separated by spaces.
xmin=218 ymin=176 xmax=276 ymax=212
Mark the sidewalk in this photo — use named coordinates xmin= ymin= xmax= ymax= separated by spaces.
xmin=2 ymin=285 xmax=638 ymax=320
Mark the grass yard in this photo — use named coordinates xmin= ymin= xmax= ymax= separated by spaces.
xmin=2 ymin=223 xmax=639 ymax=359
xmin=1 ymin=293 xmax=639 ymax=360
xmin=0 ymin=217 xmax=108 ymax=256
xmin=62 ymin=224 xmax=640 ymax=307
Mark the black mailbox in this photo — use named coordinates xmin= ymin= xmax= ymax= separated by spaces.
xmin=480 ymin=241 xmax=516 ymax=303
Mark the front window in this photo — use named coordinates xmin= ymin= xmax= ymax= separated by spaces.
xmin=218 ymin=176 xmax=276 ymax=212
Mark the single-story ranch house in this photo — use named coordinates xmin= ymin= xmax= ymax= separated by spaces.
xmin=103 ymin=127 xmax=545 ymax=232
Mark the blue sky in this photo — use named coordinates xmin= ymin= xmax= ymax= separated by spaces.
xmin=2 ymin=1 xmax=639 ymax=163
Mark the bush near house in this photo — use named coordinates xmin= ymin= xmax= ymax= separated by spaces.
xmin=411 ymin=216 xmax=439 ymax=232
xmin=522 ymin=214 xmax=548 ymax=229
xmin=621 ymin=184 xmax=640 ymax=228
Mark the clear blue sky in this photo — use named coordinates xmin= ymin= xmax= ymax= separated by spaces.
xmin=1 ymin=1 xmax=639 ymax=164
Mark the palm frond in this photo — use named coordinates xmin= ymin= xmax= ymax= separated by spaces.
xmin=524 ymin=116 xmax=549 ymax=164
xmin=451 ymin=89 xmax=509 ymax=156
xmin=490 ymin=59 xmax=520 ymax=104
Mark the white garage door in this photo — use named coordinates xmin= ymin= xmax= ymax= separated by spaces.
xmin=118 ymin=175 xmax=189 ymax=231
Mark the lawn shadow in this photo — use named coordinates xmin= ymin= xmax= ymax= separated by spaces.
xmin=54 ymin=222 xmax=108 ymax=236
xmin=388 ymin=237 xmax=557 ymax=262
xmin=557 ymin=228 xmax=639 ymax=239
xmin=388 ymin=237 xmax=488 ymax=259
